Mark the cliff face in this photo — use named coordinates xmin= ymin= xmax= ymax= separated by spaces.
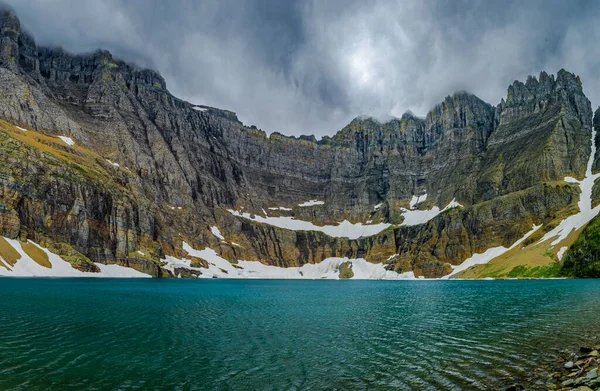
xmin=0 ymin=9 xmax=595 ymax=277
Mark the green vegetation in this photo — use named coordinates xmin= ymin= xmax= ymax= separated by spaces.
xmin=338 ymin=261 xmax=354 ymax=279
xmin=561 ymin=214 xmax=600 ymax=277
xmin=504 ymin=263 xmax=562 ymax=278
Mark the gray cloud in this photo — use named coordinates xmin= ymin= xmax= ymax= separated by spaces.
xmin=5 ymin=0 xmax=600 ymax=137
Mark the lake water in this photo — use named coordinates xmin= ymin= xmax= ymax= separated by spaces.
xmin=1 ymin=278 xmax=599 ymax=390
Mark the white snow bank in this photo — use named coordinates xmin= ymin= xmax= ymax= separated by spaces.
xmin=230 ymin=197 xmax=462 ymax=237
xmin=106 ymin=159 xmax=120 ymax=167
xmin=374 ymin=203 xmax=383 ymax=211
xmin=298 ymin=200 xmax=325 ymax=207
xmin=166 ymin=242 xmax=416 ymax=280
xmin=409 ymin=194 xmax=428 ymax=209
xmin=0 ymin=237 xmax=150 ymax=278
xmin=442 ymin=224 xmax=542 ymax=279
xmin=192 ymin=106 xmax=208 ymax=112
xmin=16 ymin=126 xmax=27 ymax=131
xmin=58 ymin=136 xmax=75 ymax=146
xmin=268 ymin=206 xmax=293 ymax=211
xmin=539 ymin=127 xmax=600 ymax=246
xmin=94 ymin=263 xmax=151 ymax=278
xmin=227 ymin=209 xmax=391 ymax=239
xmin=557 ymin=246 xmax=568 ymax=261
xmin=400 ymin=198 xmax=462 ymax=226
xmin=211 ymin=226 xmax=225 ymax=240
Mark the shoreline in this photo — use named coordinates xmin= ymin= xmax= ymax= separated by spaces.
xmin=0 ymin=275 xmax=582 ymax=280
xmin=511 ymin=335 xmax=600 ymax=390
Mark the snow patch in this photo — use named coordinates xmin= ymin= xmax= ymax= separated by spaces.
xmin=58 ymin=136 xmax=75 ymax=146
xmin=298 ymin=200 xmax=325 ymax=207
xmin=94 ymin=263 xmax=151 ymax=278
xmin=539 ymin=127 xmax=600 ymax=246
xmin=15 ymin=126 xmax=27 ymax=131
xmin=268 ymin=206 xmax=293 ymax=211
xmin=106 ymin=159 xmax=120 ymax=167
xmin=137 ymin=250 xmax=145 ymax=256
xmin=227 ymin=209 xmax=391 ymax=239
xmin=374 ymin=203 xmax=383 ymax=211
xmin=557 ymin=246 xmax=568 ymax=261
xmin=442 ymin=224 xmax=542 ymax=279
xmin=170 ymin=242 xmax=416 ymax=279
xmin=409 ymin=194 xmax=428 ymax=209
xmin=400 ymin=198 xmax=463 ymax=226
xmin=193 ymin=106 xmax=208 ymax=112
xmin=0 ymin=237 xmax=150 ymax=278
xmin=211 ymin=226 xmax=225 ymax=240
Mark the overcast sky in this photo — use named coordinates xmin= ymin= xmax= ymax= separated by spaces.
xmin=5 ymin=0 xmax=600 ymax=137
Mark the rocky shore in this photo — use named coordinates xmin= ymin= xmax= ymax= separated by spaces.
xmin=507 ymin=335 xmax=600 ymax=391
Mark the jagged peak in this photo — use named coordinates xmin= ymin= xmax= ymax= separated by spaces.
xmin=505 ymin=69 xmax=585 ymax=106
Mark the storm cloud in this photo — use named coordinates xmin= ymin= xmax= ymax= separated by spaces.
xmin=5 ymin=0 xmax=600 ymax=137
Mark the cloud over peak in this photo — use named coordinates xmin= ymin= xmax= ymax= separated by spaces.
xmin=5 ymin=0 xmax=600 ymax=137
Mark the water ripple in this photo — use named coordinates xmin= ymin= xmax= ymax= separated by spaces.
xmin=1 ymin=279 xmax=600 ymax=390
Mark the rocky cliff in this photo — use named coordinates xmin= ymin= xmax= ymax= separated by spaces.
xmin=0 ymin=9 xmax=597 ymax=278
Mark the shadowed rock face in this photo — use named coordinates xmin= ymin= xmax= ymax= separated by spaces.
xmin=0 ymin=9 xmax=595 ymax=277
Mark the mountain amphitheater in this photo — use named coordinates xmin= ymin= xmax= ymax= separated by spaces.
xmin=1 ymin=9 xmax=600 ymax=279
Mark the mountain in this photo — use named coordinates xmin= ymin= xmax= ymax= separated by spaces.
xmin=0 ymin=8 xmax=598 ymax=279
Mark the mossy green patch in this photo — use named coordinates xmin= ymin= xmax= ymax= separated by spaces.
xmin=505 ymin=263 xmax=562 ymax=278
xmin=338 ymin=261 xmax=354 ymax=279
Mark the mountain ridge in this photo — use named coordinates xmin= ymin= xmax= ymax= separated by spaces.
xmin=0 ymin=8 xmax=599 ymax=279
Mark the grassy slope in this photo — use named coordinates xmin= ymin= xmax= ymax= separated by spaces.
xmin=21 ymin=242 xmax=51 ymax=268
xmin=453 ymin=228 xmax=581 ymax=278
xmin=0 ymin=236 xmax=20 ymax=267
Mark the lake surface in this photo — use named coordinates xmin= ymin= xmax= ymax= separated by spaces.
xmin=1 ymin=279 xmax=599 ymax=390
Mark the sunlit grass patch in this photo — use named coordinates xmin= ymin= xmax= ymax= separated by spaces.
xmin=0 ymin=237 xmax=20 ymax=267
xmin=22 ymin=242 xmax=51 ymax=268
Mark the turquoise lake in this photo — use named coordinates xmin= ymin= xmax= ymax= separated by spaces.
xmin=1 ymin=279 xmax=600 ymax=390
